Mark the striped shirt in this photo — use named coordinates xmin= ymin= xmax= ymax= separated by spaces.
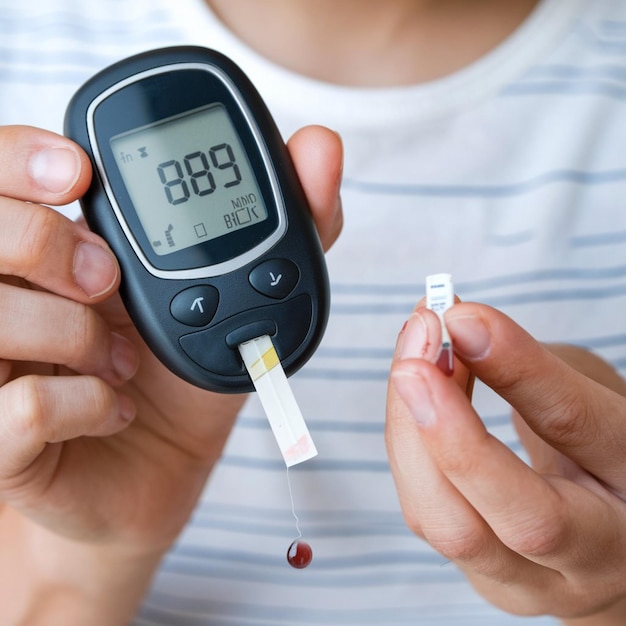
xmin=2 ymin=0 xmax=625 ymax=623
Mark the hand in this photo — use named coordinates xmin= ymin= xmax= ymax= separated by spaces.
xmin=386 ymin=302 xmax=626 ymax=623
xmin=0 ymin=124 xmax=343 ymax=621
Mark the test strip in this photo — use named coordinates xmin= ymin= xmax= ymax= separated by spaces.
xmin=238 ymin=335 xmax=318 ymax=467
xmin=426 ymin=273 xmax=455 ymax=376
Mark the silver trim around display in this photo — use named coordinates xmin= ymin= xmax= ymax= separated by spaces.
xmin=86 ymin=62 xmax=287 ymax=280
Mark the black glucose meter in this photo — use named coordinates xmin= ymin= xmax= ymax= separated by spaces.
xmin=65 ymin=46 xmax=330 ymax=393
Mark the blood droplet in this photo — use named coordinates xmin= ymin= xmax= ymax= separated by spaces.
xmin=287 ymin=539 xmax=313 ymax=568
xmin=436 ymin=345 xmax=454 ymax=377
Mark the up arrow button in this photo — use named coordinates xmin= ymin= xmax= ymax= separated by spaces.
xmin=170 ymin=285 xmax=219 ymax=327
xmin=191 ymin=297 xmax=205 ymax=314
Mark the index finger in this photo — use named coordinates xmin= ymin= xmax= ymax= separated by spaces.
xmin=445 ymin=302 xmax=626 ymax=494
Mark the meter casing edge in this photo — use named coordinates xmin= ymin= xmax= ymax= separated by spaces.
xmin=64 ymin=46 xmax=330 ymax=393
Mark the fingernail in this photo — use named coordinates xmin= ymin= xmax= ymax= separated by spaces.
xmin=110 ymin=333 xmax=139 ymax=381
xmin=445 ymin=312 xmax=491 ymax=360
xmin=394 ymin=371 xmax=436 ymax=426
xmin=117 ymin=394 xmax=136 ymax=422
xmin=396 ymin=312 xmax=429 ymax=360
xmin=29 ymin=147 xmax=81 ymax=194
xmin=74 ymin=241 xmax=118 ymax=297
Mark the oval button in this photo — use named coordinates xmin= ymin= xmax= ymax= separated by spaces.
xmin=170 ymin=285 xmax=219 ymax=327
xmin=249 ymin=258 xmax=300 ymax=299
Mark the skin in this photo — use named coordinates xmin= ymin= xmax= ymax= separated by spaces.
xmin=3 ymin=0 xmax=625 ymax=623
xmin=0 ymin=124 xmax=343 ymax=624
xmin=387 ymin=305 xmax=626 ymax=624
xmin=208 ymin=0 xmax=539 ymax=86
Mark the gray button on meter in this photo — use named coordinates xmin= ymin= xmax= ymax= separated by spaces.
xmin=249 ymin=259 xmax=300 ymax=299
xmin=170 ymin=285 xmax=219 ymax=326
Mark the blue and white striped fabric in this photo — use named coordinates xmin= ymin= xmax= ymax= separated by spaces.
xmin=2 ymin=0 xmax=625 ymax=623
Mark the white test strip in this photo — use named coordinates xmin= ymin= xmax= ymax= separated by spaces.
xmin=238 ymin=335 xmax=318 ymax=467
xmin=426 ymin=273 xmax=455 ymax=376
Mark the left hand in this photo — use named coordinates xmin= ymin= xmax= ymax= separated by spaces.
xmin=386 ymin=302 xmax=626 ymax=621
xmin=0 ymin=123 xmax=343 ymax=625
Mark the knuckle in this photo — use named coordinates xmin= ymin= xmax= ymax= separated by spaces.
xmin=435 ymin=436 xmax=490 ymax=478
xmin=16 ymin=207 xmax=63 ymax=278
xmin=536 ymin=392 xmax=596 ymax=449
xmin=426 ymin=526 xmax=490 ymax=563
xmin=3 ymin=375 xmax=47 ymax=442
xmin=502 ymin=511 xmax=569 ymax=558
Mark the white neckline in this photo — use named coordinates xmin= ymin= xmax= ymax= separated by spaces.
xmin=169 ymin=0 xmax=587 ymax=129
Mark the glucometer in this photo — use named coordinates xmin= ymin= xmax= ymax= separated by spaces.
xmin=64 ymin=46 xmax=330 ymax=401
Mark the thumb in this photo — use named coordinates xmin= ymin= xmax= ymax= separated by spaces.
xmin=445 ymin=302 xmax=626 ymax=496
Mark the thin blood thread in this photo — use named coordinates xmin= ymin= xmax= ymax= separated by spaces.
xmin=286 ymin=466 xmax=302 ymax=540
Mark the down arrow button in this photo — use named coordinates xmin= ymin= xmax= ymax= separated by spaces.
xmin=249 ymin=259 xmax=300 ymax=299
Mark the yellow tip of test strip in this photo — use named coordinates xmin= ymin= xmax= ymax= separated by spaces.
xmin=238 ymin=335 xmax=318 ymax=467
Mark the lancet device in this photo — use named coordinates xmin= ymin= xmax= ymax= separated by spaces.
xmin=65 ymin=46 xmax=329 ymax=464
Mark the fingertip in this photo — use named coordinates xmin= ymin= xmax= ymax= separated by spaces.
xmin=288 ymin=124 xmax=343 ymax=164
xmin=286 ymin=125 xmax=343 ymax=251
xmin=109 ymin=333 xmax=140 ymax=383
xmin=28 ymin=146 xmax=82 ymax=196
xmin=395 ymin=308 xmax=443 ymax=363
xmin=117 ymin=393 xmax=137 ymax=422
xmin=1 ymin=126 xmax=92 ymax=203
xmin=35 ymin=141 xmax=92 ymax=200
xmin=90 ymin=388 xmax=136 ymax=436
xmin=73 ymin=240 xmax=120 ymax=300
xmin=444 ymin=310 xmax=492 ymax=361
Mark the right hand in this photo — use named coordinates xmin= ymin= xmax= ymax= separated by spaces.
xmin=387 ymin=303 xmax=626 ymax=623
xmin=0 ymin=124 xmax=343 ymax=552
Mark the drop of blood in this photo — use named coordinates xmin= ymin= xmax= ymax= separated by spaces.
xmin=287 ymin=539 xmax=313 ymax=569
xmin=436 ymin=345 xmax=454 ymax=377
